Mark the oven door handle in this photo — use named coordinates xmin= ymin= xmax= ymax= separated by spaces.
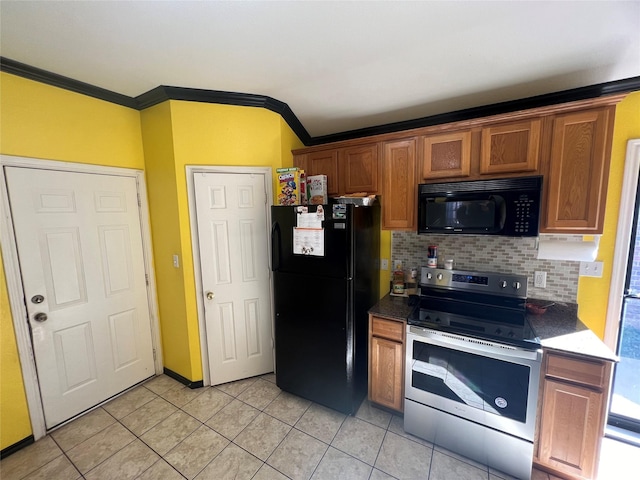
xmin=407 ymin=327 xmax=541 ymax=361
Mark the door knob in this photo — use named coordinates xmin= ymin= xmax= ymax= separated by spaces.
xmin=33 ymin=312 xmax=48 ymax=322
xmin=206 ymin=291 xmax=215 ymax=300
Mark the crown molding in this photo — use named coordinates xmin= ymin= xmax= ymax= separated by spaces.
xmin=136 ymin=86 xmax=311 ymax=144
xmin=308 ymin=76 xmax=640 ymax=145
xmin=0 ymin=57 xmax=139 ymax=109
xmin=2 ymin=57 xmax=638 ymax=147
xmin=0 ymin=56 xmax=312 ymax=145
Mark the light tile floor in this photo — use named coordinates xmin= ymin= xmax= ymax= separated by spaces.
xmin=1 ymin=373 xmax=637 ymax=479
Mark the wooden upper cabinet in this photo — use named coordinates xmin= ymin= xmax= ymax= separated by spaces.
xmin=342 ymin=143 xmax=380 ymax=194
xmin=541 ymin=107 xmax=614 ymax=234
xmin=480 ymin=119 xmax=541 ymax=175
xmin=382 ymin=138 xmax=417 ymax=230
xmin=422 ymin=131 xmax=472 ymax=179
xmin=307 ymin=150 xmax=340 ymax=196
xmin=292 ymin=153 xmax=308 ymax=172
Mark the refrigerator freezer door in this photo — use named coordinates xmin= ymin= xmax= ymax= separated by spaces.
xmin=271 ymin=205 xmax=352 ymax=279
xmin=274 ymin=270 xmax=361 ymax=414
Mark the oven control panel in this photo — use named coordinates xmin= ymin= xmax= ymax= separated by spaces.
xmin=420 ymin=267 xmax=527 ymax=298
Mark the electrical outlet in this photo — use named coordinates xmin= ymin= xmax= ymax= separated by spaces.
xmin=580 ymin=261 xmax=604 ymax=278
xmin=381 ymin=259 xmax=389 ymax=271
xmin=534 ymin=271 xmax=547 ymax=288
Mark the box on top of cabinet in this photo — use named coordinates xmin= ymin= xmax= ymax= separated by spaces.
xmin=277 ymin=168 xmax=306 ymax=205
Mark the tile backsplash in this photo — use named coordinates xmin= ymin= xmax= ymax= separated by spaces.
xmin=391 ymin=232 xmax=580 ymax=303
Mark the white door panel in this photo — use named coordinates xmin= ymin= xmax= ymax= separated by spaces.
xmin=194 ymin=172 xmax=273 ymax=385
xmin=5 ymin=167 xmax=155 ymax=428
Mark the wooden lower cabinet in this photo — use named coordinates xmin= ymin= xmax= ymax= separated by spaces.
xmin=368 ymin=315 xmax=405 ymax=412
xmin=534 ymin=350 xmax=613 ymax=479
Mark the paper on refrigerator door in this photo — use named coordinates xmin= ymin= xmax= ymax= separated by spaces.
xmin=296 ymin=212 xmax=323 ymax=228
xmin=293 ymin=227 xmax=324 ymax=256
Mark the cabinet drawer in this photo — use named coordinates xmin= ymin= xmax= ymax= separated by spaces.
xmin=545 ymin=352 xmax=608 ymax=389
xmin=371 ymin=317 xmax=405 ymax=342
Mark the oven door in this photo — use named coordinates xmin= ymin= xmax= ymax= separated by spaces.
xmin=406 ymin=326 xmax=542 ymax=441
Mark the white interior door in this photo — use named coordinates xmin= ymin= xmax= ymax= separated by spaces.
xmin=194 ymin=172 xmax=273 ymax=385
xmin=5 ymin=167 xmax=155 ymax=428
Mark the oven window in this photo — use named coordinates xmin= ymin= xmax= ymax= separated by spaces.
xmin=411 ymin=340 xmax=530 ymax=423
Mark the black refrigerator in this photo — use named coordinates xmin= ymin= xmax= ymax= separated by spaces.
xmin=271 ymin=203 xmax=380 ymax=415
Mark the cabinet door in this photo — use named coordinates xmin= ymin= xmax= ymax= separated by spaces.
xmin=342 ymin=144 xmax=380 ymax=194
xmin=538 ymin=378 xmax=604 ymax=479
xmin=370 ymin=336 xmax=404 ymax=412
xmin=382 ymin=138 xmax=417 ymax=230
xmin=293 ymin=153 xmax=308 ymax=172
xmin=542 ymin=108 xmax=612 ymax=234
xmin=308 ymin=150 xmax=340 ymax=196
xmin=480 ymin=119 xmax=541 ymax=174
xmin=422 ymin=131 xmax=472 ymax=179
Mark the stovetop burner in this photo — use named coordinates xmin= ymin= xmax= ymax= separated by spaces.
xmin=407 ymin=267 xmax=541 ymax=350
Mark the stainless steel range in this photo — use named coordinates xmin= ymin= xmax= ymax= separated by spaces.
xmin=405 ymin=267 xmax=542 ymax=480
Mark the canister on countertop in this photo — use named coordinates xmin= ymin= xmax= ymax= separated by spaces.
xmin=392 ymin=269 xmax=405 ymax=294
xmin=427 ymin=245 xmax=438 ymax=268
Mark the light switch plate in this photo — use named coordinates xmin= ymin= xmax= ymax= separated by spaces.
xmin=381 ymin=259 xmax=389 ymax=270
xmin=579 ymin=261 xmax=603 ymax=277
xmin=173 ymin=254 xmax=180 ymax=268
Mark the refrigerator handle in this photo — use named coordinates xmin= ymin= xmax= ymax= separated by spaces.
xmin=271 ymin=221 xmax=281 ymax=271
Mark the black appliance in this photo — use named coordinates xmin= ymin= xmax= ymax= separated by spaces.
xmin=417 ymin=176 xmax=543 ymax=236
xmin=405 ymin=267 xmax=542 ymax=480
xmin=271 ymin=204 xmax=380 ymax=415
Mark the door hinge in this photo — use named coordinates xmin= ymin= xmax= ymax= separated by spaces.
xmin=145 ymin=274 xmax=149 ymax=286
xmin=137 ymin=193 xmax=141 ymax=207
xmin=153 ymin=348 xmax=156 ymax=361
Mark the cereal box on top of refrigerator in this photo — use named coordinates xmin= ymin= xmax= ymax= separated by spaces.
xmin=277 ymin=167 xmax=306 ymax=205
xmin=307 ymin=175 xmax=328 ymax=205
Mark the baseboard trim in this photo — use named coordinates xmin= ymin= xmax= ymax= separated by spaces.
xmin=163 ymin=367 xmax=204 ymax=389
xmin=0 ymin=435 xmax=35 ymax=459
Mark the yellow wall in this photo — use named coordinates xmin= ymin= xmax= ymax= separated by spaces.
xmin=0 ymin=73 xmax=145 ymax=450
xmin=0 ymin=252 xmax=32 ymax=449
xmin=140 ymin=100 xmax=304 ymax=381
xmin=577 ymin=92 xmax=640 ymax=338
xmin=0 ymin=74 xmax=144 ymax=167
xmin=140 ymin=102 xmax=193 ymax=377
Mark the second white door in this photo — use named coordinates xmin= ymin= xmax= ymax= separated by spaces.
xmin=194 ymin=171 xmax=274 ymax=385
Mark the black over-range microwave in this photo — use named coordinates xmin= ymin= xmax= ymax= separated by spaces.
xmin=418 ymin=176 xmax=543 ymax=236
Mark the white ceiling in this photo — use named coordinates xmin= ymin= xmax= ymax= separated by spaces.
xmin=1 ymin=1 xmax=639 ymax=138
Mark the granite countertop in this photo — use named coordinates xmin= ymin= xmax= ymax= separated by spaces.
xmin=368 ymin=293 xmax=416 ymax=320
xmin=369 ymin=294 xmax=618 ymax=362
xmin=527 ymin=301 xmax=618 ymax=362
